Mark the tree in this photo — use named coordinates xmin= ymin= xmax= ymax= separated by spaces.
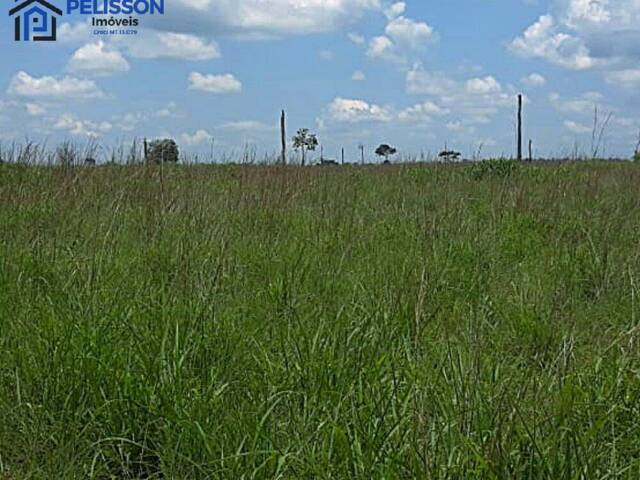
xmin=292 ymin=128 xmax=318 ymax=166
xmin=438 ymin=149 xmax=462 ymax=162
xmin=375 ymin=144 xmax=397 ymax=163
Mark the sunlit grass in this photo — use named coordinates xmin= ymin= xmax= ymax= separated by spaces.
xmin=1 ymin=161 xmax=639 ymax=478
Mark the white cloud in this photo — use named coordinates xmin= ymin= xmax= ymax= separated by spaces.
xmin=181 ymin=129 xmax=213 ymax=145
xmin=549 ymin=91 xmax=604 ymax=115
xmin=327 ymin=97 xmax=392 ymax=123
xmin=156 ymin=102 xmax=179 ymax=118
xmin=385 ymin=16 xmax=435 ymax=49
xmin=605 ymin=69 xmax=640 ymax=89
xmin=68 ymin=41 xmax=130 ymax=76
xmin=220 ymin=120 xmax=275 ymax=131
xmin=366 ymin=36 xmax=399 ymax=62
xmin=510 ymin=1 xmax=640 ymax=72
xmin=465 ymin=76 xmax=502 ymax=94
xmin=348 ymin=32 xmax=365 ymax=45
xmin=398 ymin=101 xmax=449 ymax=122
xmin=119 ymin=32 xmax=221 ymax=60
xmin=53 ymin=113 xmax=112 ymax=137
xmin=162 ymin=0 xmax=383 ymax=37
xmin=25 ymin=103 xmax=46 ymax=116
xmin=383 ymin=2 xmax=405 ymax=20
xmin=57 ymin=21 xmax=91 ymax=44
xmin=352 ymin=70 xmax=366 ymax=81
xmin=188 ymin=72 xmax=242 ymax=94
xmin=8 ymin=71 xmax=104 ymax=99
xmin=509 ymin=15 xmax=597 ymax=70
xmin=406 ymin=65 xmax=514 ymax=124
xmin=564 ymin=120 xmax=591 ymax=134
xmin=366 ymin=12 xmax=436 ymax=63
xmin=319 ymin=49 xmax=335 ymax=61
xmin=521 ymin=73 xmax=546 ymax=87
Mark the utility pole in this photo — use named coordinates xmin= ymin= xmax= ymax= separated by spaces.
xmin=359 ymin=144 xmax=364 ymax=165
xmin=528 ymin=139 xmax=533 ymax=162
xmin=280 ymin=110 xmax=286 ymax=165
xmin=341 ymin=148 xmax=345 ymax=165
xmin=517 ymin=94 xmax=523 ymax=161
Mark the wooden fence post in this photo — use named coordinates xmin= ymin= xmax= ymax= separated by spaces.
xmin=280 ymin=110 xmax=286 ymax=165
xmin=517 ymin=95 xmax=523 ymax=161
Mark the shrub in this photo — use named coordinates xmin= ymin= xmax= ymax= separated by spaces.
xmin=147 ymin=139 xmax=179 ymax=164
xmin=469 ymin=158 xmax=519 ymax=180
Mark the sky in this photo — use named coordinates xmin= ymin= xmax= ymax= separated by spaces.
xmin=1 ymin=0 xmax=640 ymax=162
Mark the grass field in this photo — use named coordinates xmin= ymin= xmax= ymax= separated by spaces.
xmin=1 ymin=161 xmax=639 ymax=478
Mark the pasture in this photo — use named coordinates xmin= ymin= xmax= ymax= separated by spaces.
xmin=1 ymin=161 xmax=639 ymax=478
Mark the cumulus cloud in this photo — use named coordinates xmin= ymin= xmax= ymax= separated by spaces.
xmin=564 ymin=120 xmax=591 ymax=134
xmin=510 ymin=1 xmax=640 ymax=73
xmin=509 ymin=15 xmax=597 ymax=70
xmin=25 ymin=103 xmax=46 ymax=116
xmin=521 ymin=73 xmax=546 ymax=87
xmin=220 ymin=120 xmax=275 ymax=132
xmin=352 ymin=70 xmax=366 ymax=81
xmin=398 ymin=101 xmax=449 ymax=122
xmin=406 ymin=65 xmax=514 ymax=124
xmin=8 ymin=71 xmax=104 ymax=99
xmin=385 ymin=15 xmax=435 ymax=49
xmin=53 ymin=113 xmax=112 ymax=137
xmin=181 ymin=129 xmax=213 ymax=145
xmin=366 ymin=36 xmax=398 ymax=61
xmin=383 ymin=1 xmax=405 ymax=20
xmin=327 ymin=97 xmax=392 ymax=123
xmin=549 ymin=91 xmax=605 ymax=115
xmin=188 ymin=72 xmax=242 ymax=93
xmin=366 ymin=11 xmax=436 ymax=63
xmin=605 ymin=69 xmax=640 ymax=89
xmin=348 ymin=32 xmax=366 ymax=45
xmin=150 ymin=0 xmax=383 ymax=37
xmin=68 ymin=41 xmax=130 ymax=76
xmin=117 ymin=32 xmax=221 ymax=60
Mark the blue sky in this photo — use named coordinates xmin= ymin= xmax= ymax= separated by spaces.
xmin=1 ymin=0 xmax=640 ymax=161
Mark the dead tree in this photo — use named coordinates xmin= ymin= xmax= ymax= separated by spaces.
xmin=517 ymin=94 xmax=523 ymax=161
xmin=590 ymin=106 xmax=613 ymax=159
xmin=280 ymin=110 xmax=286 ymax=165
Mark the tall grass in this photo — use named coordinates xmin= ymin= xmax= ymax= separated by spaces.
xmin=1 ymin=161 xmax=639 ymax=478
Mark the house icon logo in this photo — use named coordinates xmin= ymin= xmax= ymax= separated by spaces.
xmin=9 ymin=0 xmax=62 ymax=42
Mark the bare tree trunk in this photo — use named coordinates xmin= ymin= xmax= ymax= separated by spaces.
xmin=517 ymin=94 xmax=523 ymax=161
xmin=280 ymin=110 xmax=286 ymax=165
xmin=302 ymin=146 xmax=306 ymax=166
xmin=144 ymin=138 xmax=148 ymax=162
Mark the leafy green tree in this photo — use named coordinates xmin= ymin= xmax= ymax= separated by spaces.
xmin=375 ymin=144 xmax=397 ymax=163
xmin=293 ymin=128 xmax=319 ymax=166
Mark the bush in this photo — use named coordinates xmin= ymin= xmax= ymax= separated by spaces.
xmin=147 ymin=139 xmax=179 ymax=164
xmin=469 ymin=158 xmax=520 ymax=180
